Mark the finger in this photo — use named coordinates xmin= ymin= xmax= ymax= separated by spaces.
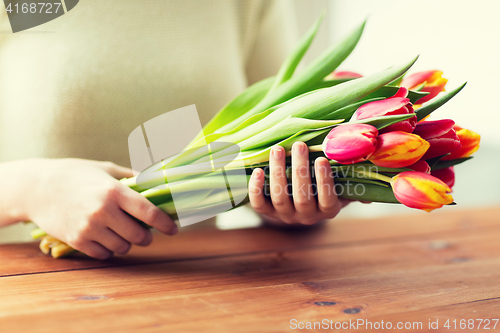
xmin=249 ymin=168 xmax=274 ymax=216
xmin=315 ymin=157 xmax=341 ymax=217
xmin=291 ymin=142 xmax=316 ymax=215
xmin=94 ymin=228 xmax=132 ymax=255
xmin=269 ymin=146 xmax=294 ymax=216
xmin=103 ymin=162 xmax=135 ymax=179
xmin=74 ymin=240 xmax=113 ymax=260
xmin=116 ymin=185 xmax=178 ymax=235
xmin=107 ymin=209 xmax=153 ymax=246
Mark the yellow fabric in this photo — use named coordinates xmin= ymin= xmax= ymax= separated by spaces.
xmin=0 ymin=0 xmax=298 ymax=242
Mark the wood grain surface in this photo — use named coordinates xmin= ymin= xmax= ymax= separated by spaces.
xmin=1 ymin=206 xmax=499 ymax=332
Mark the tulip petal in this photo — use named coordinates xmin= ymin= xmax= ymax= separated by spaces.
xmin=391 ymin=171 xmax=453 ymax=212
xmin=369 ymin=132 xmax=430 ymax=168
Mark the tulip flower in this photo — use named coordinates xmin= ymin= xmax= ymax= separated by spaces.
xmin=442 ymin=126 xmax=480 ymax=160
xmin=391 ymin=171 xmax=453 ymax=212
xmin=369 ymin=131 xmax=430 ymax=168
xmin=413 ymin=119 xmax=461 ymax=159
xmin=353 ymin=87 xmax=417 ymax=133
xmin=407 ymin=160 xmax=431 ymax=174
xmin=322 ymin=123 xmax=378 ymax=164
xmin=431 ymin=167 xmax=455 ymax=188
xmin=401 ymin=70 xmax=448 ymax=104
xmin=326 ymin=71 xmax=362 ymax=80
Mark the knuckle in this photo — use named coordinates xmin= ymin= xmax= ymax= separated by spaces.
xmin=320 ymin=205 xmax=339 ymax=216
xmin=293 ymin=198 xmax=310 ymax=208
xmin=115 ymin=242 xmax=131 ymax=255
xmin=130 ymin=229 xmax=149 ymax=245
xmin=101 ymin=181 xmax=121 ymax=201
xmin=67 ymin=235 xmax=85 ymax=250
xmin=144 ymin=207 xmax=159 ymax=225
xmin=91 ymin=249 xmax=112 ymax=260
xmin=272 ymin=198 xmax=287 ymax=208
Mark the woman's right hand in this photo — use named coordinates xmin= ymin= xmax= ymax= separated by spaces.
xmin=1 ymin=158 xmax=177 ymax=259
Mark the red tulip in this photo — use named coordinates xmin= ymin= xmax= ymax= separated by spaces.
xmin=391 ymin=171 xmax=453 ymax=212
xmin=431 ymin=167 xmax=455 ymax=189
xmin=322 ymin=124 xmax=378 ymax=164
xmin=353 ymin=87 xmax=417 ymax=133
xmin=441 ymin=126 xmax=480 ymax=160
xmin=326 ymin=71 xmax=362 ymax=80
xmin=369 ymin=131 xmax=430 ymax=168
xmin=413 ymin=119 xmax=461 ymax=160
xmin=401 ymin=70 xmax=448 ymax=104
xmin=407 ymin=160 xmax=431 ymax=174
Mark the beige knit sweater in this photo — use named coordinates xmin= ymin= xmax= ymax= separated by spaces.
xmin=0 ymin=0 xmax=297 ymax=242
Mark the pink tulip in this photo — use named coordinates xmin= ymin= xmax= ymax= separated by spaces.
xmin=431 ymin=167 xmax=455 ymax=189
xmin=401 ymin=70 xmax=448 ymax=104
xmin=322 ymin=124 xmax=378 ymax=164
xmin=413 ymin=119 xmax=461 ymax=160
xmin=353 ymin=87 xmax=417 ymax=133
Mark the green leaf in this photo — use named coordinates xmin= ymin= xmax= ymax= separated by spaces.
xmin=267 ymin=12 xmax=324 ymax=94
xmin=312 ymin=78 xmax=353 ymax=90
xmin=195 ymin=76 xmax=275 ymax=141
xmin=233 ymin=127 xmax=333 ymax=167
xmin=320 ymin=97 xmax=384 ymax=121
xmin=351 ymin=113 xmax=416 ymax=130
xmin=432 ymin=157 xmax=473 ymax=170
xmin=336 ymin=182 xmax=399 ymax=203
xmin=220 ymin=57 xmax=419 ymax=145
xmin=236 ymin=117 xmax=343 ymax=150
xmin=363 ymin=86 xmax=429 ymax=104
xmin=215 ymin=19 xmax=367 ymax=134
xmin=416 ymin=82 xmax=467 ymax=121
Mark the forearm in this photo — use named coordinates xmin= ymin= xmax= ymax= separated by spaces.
xmin=0 ymin=158 xmax=40 ymax=226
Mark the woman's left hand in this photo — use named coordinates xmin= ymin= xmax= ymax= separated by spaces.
xmin=248 ymin=142 xmax=350 ymax=226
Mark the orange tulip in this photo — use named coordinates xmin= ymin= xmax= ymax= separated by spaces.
xmin=391 ymin=171 xmax=453 ymax=212
xmin=369 ymin=131 xmax=430 ymax=168
xmin=401 ymin=70 xmax=448 ymax=104
xmin=441 ymin=126 xmax=480 ymax=160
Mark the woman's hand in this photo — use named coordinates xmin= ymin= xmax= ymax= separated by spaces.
xmin=248 ymin=142 xmax=349 ymax=226
xmin=7 ymin=158 xmax=177 ymax=259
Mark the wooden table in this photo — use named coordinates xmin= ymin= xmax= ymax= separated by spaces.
xmin=1 ymin=207 xmax=500 ymax=332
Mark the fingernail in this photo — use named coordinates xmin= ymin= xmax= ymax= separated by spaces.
xmin=252 ymin=169 xmax=262 ymax=178
xmin=169 ymin=226 xmax=178 ymax=235
xmin=294 ymin=142 xmax=305 ymax=154
xmin=272 ymin=147 xmax=283 ymax=159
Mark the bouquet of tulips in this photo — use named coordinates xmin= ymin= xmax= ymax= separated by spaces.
xmin=33 ymin=14 xmax=480 ymax=258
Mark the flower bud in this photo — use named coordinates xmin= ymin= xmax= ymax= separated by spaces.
xmin=431 ymin=167 xmax=455 ymax=189
xmin=401 ymin=70 xmax=448 ymax=104
xmin=353 ymin=87 xmax=416 ymax=133
xmin=369 ymin=131 xmax=430 ymax=168
xmin=413 ymin=119 xmax=461 ymax=159
xmin=441 ymin=126 xmax=480 ymax=160
xmin=391 ymin=171 xmax=453 ymax=212
xmin=322 ymin=124 xmax=378 ymax=164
